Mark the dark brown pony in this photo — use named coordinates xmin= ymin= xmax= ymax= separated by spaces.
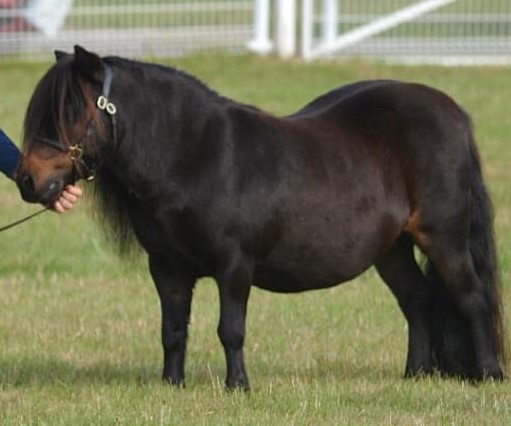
xmin=17 ymin=46 xmax=506 ymax=389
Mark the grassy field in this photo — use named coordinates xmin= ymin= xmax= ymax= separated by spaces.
xmin=0 ymin=53 xmax=510 ymax=425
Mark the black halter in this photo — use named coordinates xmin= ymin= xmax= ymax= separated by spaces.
xmin=34 ymin=64 xmax=118 ymax=181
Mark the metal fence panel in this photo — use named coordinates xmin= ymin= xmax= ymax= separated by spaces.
xmin=301 ymin=0 xmax=511 ymax=64
xmin=0 ymin=0 xmax=253 ymax=60
xmin=2 ymin=1 xmax=510 ymax=64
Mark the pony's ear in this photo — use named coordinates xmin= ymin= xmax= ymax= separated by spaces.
xmin=73 ymin=45 xmax=104 ymax=82
xmin=54 ymin=50 xmax=69 ymax=61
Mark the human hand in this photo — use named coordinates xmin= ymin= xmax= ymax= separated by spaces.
xmin=51 ymin=184 xmax=83 ymax=213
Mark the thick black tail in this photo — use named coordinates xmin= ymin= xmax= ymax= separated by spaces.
xmin=425 ymin=135 xmax=507 ymax=379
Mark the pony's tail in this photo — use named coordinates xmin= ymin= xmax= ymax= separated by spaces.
xmin=426 ymin=133 xmax=507 ymax=379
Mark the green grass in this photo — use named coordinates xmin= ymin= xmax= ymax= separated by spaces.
xmin=0 ymin=54 xmax=510 ymax=425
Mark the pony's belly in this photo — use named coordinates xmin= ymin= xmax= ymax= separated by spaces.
xmin=251 ymin=213 xmax=399 ymax=293
xmin=253 ymin=247 xmax=372 ymax=293
xmin=253 ymin=264 xmax=355 ymax=293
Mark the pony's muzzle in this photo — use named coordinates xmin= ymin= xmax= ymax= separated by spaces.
xmin=16 ymin=171 xmax=63 ymax=205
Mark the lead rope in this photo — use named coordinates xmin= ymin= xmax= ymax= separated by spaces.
xmin=0 ymin=207 xmax=48 ymax=233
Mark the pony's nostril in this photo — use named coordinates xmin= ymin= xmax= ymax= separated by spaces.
xmin=16 ymin=172 xmax=41 ymax=203
xmin=20 ymin=172 xmax=35 ymax=192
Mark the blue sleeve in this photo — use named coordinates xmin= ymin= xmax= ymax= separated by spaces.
xmin=0 ymin=128 xmax=21 ymax=179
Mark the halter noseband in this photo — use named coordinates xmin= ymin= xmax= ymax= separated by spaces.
xmin=34 ymin=64 xmax=118 ymax=181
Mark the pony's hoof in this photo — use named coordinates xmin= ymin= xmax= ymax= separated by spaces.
xmin=163 ymin=376 xmax=186 ymax=388
xmin=225 ymin=378 xmax=251 ymax=392
xmin=404 ymin=365 xmax=433 ymax=379
xmin=480 ymin=367 xmax=504 ymax=382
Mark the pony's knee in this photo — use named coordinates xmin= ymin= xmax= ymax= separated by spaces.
xmin=217 ymin=324 xmax=245 ymax=350
xmin=162 ymin=325 xmax=187 ymax=351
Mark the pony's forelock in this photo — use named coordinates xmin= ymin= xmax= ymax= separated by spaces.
xmin=23 ymin=59 xmax=100 ymax=153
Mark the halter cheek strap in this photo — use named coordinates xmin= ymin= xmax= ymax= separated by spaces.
xmin=96 ymin=64 xmax=118 ymax=145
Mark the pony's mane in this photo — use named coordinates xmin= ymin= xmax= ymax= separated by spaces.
xmin=104 ymin=55 xmax=231 ymax=105
xmin=91 ymin=57 xmax=232 ymax=257
xmin=92 ymin=57 xmax=262 ymax=257
xmin=104 ymin=56 xmax=261 ymax=112
xmin=92 ymin=166 xmax=141 ymax=258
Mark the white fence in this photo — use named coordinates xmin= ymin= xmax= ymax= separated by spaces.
xmin=297 ymin=0 xmax=511 ymax=64
xmin=0 ymin=1 xmax=253 ymax=59
xmin=1 ymin=0 xmax=510 ymax=64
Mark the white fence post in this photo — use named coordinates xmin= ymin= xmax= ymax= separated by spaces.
xmin=322 ymin=0 xmax=337 ymax=44
xmin=302 ymin=0 xmax=314 ymax=59
xmin=275 ymin=0 xmax=296 ymax=58
xmin=247 ymin=0 xmax=273 ymax=54
xmin=308 ymin=0 xmax=457 ymax=59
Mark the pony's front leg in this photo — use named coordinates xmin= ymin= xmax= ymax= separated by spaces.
xmin=216 ymin=255 xmax=253 ymax=391
xmin=149 ymin=255 xmax=196 ymax=387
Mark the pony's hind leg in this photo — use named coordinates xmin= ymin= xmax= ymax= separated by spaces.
xmin=409 ymin=187 xmax=504 ymax=380
xmin=401 ymin=106 xmax=505 ymax=380
xmin=421 ymin=234 xmax=503 ymax=380
xmin=375 ymin=235 xmax=433 ymax=378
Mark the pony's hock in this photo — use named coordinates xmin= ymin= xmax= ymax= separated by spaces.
xmin=16 ymin=45 xmax=506 ymax=389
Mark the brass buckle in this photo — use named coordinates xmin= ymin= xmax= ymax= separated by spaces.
xmin=68 ymin=145 xmax=83 ymax=161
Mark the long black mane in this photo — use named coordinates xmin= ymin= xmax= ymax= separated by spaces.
xmin=91 ymin=57 xmax=262 ymax=257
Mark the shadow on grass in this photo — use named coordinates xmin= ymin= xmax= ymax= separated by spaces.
xmin=257 ymin=357 xmax=402 ymax=385
xmin=0 ymin=354 xmax=403 ymax=389
xmin=0 ymin=357 xmax=162 ymax=387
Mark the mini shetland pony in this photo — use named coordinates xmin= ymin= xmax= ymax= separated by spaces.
xmin=17 ymin=46 xmax=506 ymax=389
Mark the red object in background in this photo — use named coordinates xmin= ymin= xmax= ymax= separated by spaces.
xmin=0 ymin=16 xmax=34 ymax=32
xmin=0 ymin=0 xmax=33 ymax=32
xmin=0 ymin=0 xmax=24 ymax=7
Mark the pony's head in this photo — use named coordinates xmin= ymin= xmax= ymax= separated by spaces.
xmin=16 ymin=45 xmax=116 ymax=205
